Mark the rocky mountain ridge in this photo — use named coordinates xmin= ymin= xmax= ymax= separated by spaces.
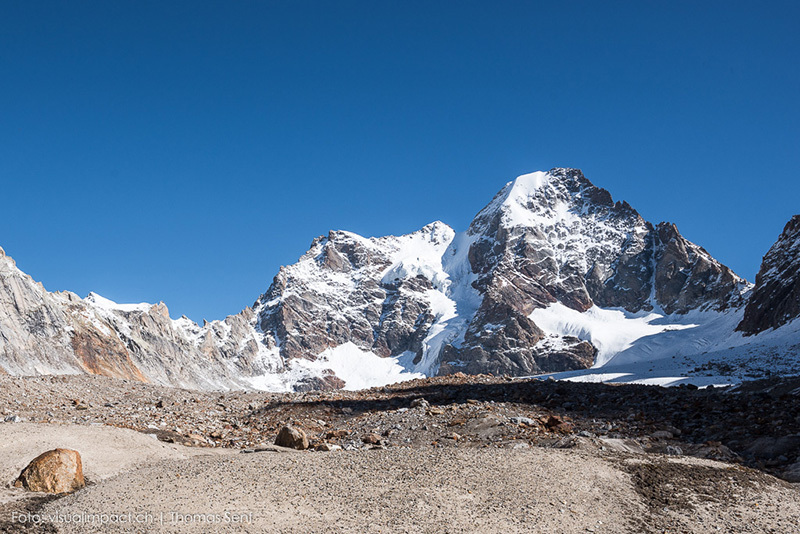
xmin=737 ymin=215 xmax=800 ymax=335
xmin=0 ymin=247 xmax=278 ymax=390
xmin=0 ymin=168 xmax=797 ymax=391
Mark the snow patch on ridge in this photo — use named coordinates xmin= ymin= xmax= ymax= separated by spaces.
xmin=380 ymin=221 xmax=455 ymax=290
xmin=86 ymin=292 xmax=153 ymax=313
xmin=296 ymin=343 xmax=424 ymax=390
xmin=246 ymin=343 xmax=423 ymax=392
xmin=499 ymin=171 xmax=574 ymax=229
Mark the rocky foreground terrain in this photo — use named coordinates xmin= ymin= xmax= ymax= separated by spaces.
xmin=2 ymin=373 xmax=800 ymax=532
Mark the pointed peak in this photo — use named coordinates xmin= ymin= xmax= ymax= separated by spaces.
xmin=411 ymin=221 xmax=455 ymax=243
xmin=781 ymin=214 xmax=800 ymax=237
xmin=656 ymin=221 xmax=680 ymax=234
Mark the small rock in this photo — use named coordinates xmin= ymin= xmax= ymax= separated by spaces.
xmin=543 ymin=415 xmax=564 ymax=429
xmin=14 ymin=449 xmax=85 ymax=494
xmin=411 ymin=398 xmax=430 ymax=410
xmin=510 ymin=416 xmax=537 ymax=426
xmin=187 ymin=433 xmax=206 ymax=445
xmin=362 ymin=433 xmax=382 ymax=445
xmin=782 ymin=462 xmax=800 ymax=483
xmin=651 ymin=430 xmax=673 ymax=440
xmin=4 ymin=414 xmax=22 ymax=423
xmin=543 ymin=415 xmax=573 ymax=433
xmin=274 ymin=426 xmax=309 ymax=450
xmin=427 ymin=407 xmax=445 ymax=415
xmin=665 ymin=445 xmax=683 ymax=456
xmin=599 ymin=438 xmax=645 ymax=454
xmin=315 ymin=442 xmax=342 ymax=452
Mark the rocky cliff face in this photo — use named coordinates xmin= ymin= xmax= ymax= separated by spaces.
xmin=428 ymin=169 xmax=748 ymax=375
xmin=737 ymin=215 xmax=800 ymax=335
xmin=0 ymin=168 xmax=758 ymax=390
xmin=0 ymin=247 xmax=280 ymax=390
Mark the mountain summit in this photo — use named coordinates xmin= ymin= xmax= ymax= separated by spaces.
xmin=1 ymin=168 xmax=797 ymax=391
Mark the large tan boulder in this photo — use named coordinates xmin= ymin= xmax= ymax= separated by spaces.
xmin=274 ymin=426 xmax=309 ymax=450
xmin=14 ymin=448 xmax=86 ymax=494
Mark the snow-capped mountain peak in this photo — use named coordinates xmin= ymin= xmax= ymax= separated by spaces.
xmin=2 ymin=169 xmax=796 ymax=392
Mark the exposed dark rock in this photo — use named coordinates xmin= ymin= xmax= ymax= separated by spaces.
xmin=737 ymin=215 xmax=800 ymax=335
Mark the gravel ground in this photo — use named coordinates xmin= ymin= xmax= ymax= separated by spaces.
xmin=0 ymin=423 xmax=231 ymax=506
xmin=30 ymin=446 xmax=800 ymax=534
xmin=2 ymin=373 xmax=800 ymax=478
xmin=2 ymin=372 xmax=800 ymax=533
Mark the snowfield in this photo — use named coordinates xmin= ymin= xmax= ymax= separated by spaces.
xmin=530 ymin=303 xmax=800 ymax=387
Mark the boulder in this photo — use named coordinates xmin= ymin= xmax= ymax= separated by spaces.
xmin=274 ymin=426 xmax=309 ymax=450
xmin=745 ymin=435 xmax=800 ymax=460
xmin=361 ymin=433 xmax=382 ymax=445
xmin=315 ymin=442 xmax=342 ymax=452
xmin=14 ymin=448 xmax=85 ymax=494
xmin=782 ymin=461 xmax=800 ymax=483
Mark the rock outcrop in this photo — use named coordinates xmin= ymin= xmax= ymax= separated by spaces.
xmin=737 ymin=215 xmax=800 ymax=335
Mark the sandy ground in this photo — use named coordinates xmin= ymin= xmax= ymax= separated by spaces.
xmin=2 ymin=423 xmax=799 ymax=534
xmin=0 ymin=423 xmax=232 ymax=506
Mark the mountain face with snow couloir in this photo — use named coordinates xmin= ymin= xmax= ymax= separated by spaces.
xmin=1 ymin=168 xmax=797 ymax=391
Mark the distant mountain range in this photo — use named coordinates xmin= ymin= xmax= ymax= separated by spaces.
xmin=1 ymin=169 xmax=798 ymax=390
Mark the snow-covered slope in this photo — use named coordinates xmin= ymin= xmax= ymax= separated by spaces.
xmin=532 ymin=304 xmax=800 ymax=387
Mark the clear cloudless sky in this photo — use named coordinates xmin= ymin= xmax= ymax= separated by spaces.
xmin=1 ymin=1 xmax=798 ymax=323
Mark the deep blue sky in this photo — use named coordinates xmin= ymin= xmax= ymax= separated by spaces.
xmin=1 ymin=2 xmax=798 ymax=322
